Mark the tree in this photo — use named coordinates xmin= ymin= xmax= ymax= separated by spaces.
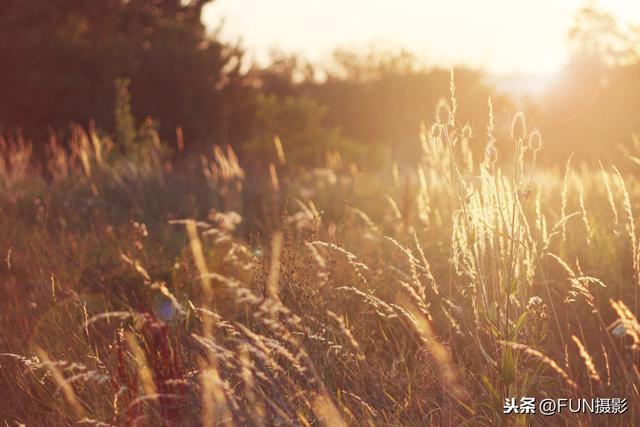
xmin=0 ymin=0 xmax=252 ymax=149
xmin=537 ymin=1 xmax=640 ymax=163
xmin=568 ymin=1 xmax=640 ymax=66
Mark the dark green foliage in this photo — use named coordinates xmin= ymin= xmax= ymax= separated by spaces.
xmin=245 ymin=93 xmax=373 ymax=167
xmin=0 ymin=0 xmax=252 ymax=148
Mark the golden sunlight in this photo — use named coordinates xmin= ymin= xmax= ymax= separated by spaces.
xmin=204 ymin=0 xmax=640 ymax=74
xmin=7 ymin=1 xmax=640 ymax=425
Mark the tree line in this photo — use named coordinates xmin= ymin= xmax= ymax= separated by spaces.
xmin=2 ymin=0 xmax=640 ymax=167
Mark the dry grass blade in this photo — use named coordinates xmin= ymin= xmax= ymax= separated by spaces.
xmin=34 ymin=347 xmax=86 ymax=419
xmin=500 ymin=341 xmax=577 ymax=390
xmin=571 ymin=335 xmax=601 ymax=383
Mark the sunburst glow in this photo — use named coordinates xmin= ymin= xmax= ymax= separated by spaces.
xmin=204 ymin=0 xmax=640 ymax=74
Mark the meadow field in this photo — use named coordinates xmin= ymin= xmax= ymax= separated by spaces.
xmin=1 ymin=83 xmax=640 ymax=426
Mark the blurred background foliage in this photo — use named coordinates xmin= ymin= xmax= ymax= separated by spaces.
xmin=2 ymin=0 xmax=640 ymax=168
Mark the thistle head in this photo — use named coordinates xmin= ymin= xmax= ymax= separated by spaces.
xmin=431 ymin=123 xmax=442 ymax=139
xmin=528 ymin=130 xmax=542 ymax=152
xmin=461 ymin=124 xmax=473 ymax=139
xmin=511 ymin=112 xmax=526 ymax=141
xmin=435 ymin=98 xmax=452 ymax=126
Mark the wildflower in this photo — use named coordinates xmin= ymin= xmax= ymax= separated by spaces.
xmin=527 ymin=296 xmax=543 ymax=309
xmin=527 ymin=296 xmax=548 ymax=320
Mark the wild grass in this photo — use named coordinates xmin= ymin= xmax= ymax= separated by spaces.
xmin=2 ymin=83 xmax=640 ymax=426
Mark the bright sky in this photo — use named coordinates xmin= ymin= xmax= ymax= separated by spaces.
xmin=202 ymin=0 xmax=640 ymax=75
